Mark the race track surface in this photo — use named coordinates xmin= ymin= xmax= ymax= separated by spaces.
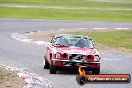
xmin=0 ymin=18 xmax=132 ymax=88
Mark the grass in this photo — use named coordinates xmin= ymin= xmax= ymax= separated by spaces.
xmin=0 ymin=0 xmax=132 ymax=21
xmin=101 ymin=0 xmax=132 ymax=3
xmin=0 ymin=0 xmax=132 ymax=8
xmin=0 ymin=68 xmax=14 ymax=84
xmin=66 ymin=30 xmax=132 ymax=50
xmin=0 ymin=67 xmax=25 ymax=88
xmin=0 ymin=7 xmax=132 ymax=22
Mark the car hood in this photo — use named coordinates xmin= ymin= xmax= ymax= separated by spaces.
xmin=53 ymin=46 xmax=99 ymax=55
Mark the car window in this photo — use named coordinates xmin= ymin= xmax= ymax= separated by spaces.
xmin=53 ymin=37 xmax=68 ymax=46
xmin=52 ymin=36 xmax=94 ymax=48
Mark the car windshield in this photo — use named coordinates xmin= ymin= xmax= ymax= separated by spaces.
xmin=53 ymin=35 xmax=94 ymax=48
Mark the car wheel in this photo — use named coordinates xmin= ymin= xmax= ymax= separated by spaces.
xmin=76 ymin=75 xmax=87 ymax=85
xmin=44 ymin=56 xmax=50 ymax=69
xmin=92 ymin=67 xmax=100 ymax=74
xmin=50 ymin=64 xmax=57 ymax=74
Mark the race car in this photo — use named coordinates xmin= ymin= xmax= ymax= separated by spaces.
xmin=44 ymin=34 xmax=101 ymax=74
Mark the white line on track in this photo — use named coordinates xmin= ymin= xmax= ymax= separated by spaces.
xmin=35 ymin=41 xmax=45 ymax=45
xmin=115 ymin=28 xmax=129 ymax=30
xmin=10 ymin=27 xmax=131 ymax=46
xmin=76 ymin=28 xmax=88 ymax=29
xmin=93 ymin=28 xmax=108 ymax=30
xmin=59 ymin=29 xmax=65 ymax=31
xmin=11 ymin=33 xmax=47 ymax=45
xmin=59 ymin=28 xmax=131 ymax=30
xmin=103 ymin=58 xmax=121 ymax=61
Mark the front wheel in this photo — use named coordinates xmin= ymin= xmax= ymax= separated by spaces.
xmin=50 ymin=64 xmax=57 ymax=74
xmin=44 ymin=56 xmax=50 ymax=69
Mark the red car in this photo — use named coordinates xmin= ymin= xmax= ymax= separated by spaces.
xmin=44 ymin=34 xmax=101 ymax=74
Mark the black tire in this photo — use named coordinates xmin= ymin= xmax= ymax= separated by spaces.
xmin=44 ymin=56 xmax=50 ymax=69
xmin=92 ymin=67 xmax=100 ymax=74
xmin=76 ymin=75 xmax=87 ymax=85
xmin=50 ymin=64 xmax=57 ymax=74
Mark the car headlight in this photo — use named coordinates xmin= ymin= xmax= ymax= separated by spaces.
xmin=94 ymin=55 xmax=100 ymax=61
xmin=56 ymin=53 xmax=61 ymax=59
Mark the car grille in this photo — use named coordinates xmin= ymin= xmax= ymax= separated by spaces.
xmin=69 ymin=54 xmax=86 ymax=61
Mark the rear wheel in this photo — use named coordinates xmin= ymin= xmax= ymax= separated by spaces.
xmin=44 ymin=56 xmax=50 ymax=69
xmin=50 ymin=64 xmax=57 ymax=74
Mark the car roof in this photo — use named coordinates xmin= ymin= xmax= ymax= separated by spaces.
xmin=54 ymin=34 xmax=91 ymax=39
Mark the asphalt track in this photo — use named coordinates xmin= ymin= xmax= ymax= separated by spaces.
xmin=0 ymin=18 xmax=132 ymax=88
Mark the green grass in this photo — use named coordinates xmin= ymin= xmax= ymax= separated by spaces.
xmin=104 ymin=0 xmax=132 ymax=2
xmin=0 ymin=68 xmax=14 ymax=84
xmin=0 ymin=7 xmax=132 ymax=21
xmin=67 ymin=30 xmax=132 ymax=50
xmin=0 ymin=0 xmax=132 ymax=8
xmin=0 ymin=0 xmax=132 ymax=21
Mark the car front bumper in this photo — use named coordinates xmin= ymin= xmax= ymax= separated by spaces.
xmin=52 ymin=59 xmax=100 ymax=69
